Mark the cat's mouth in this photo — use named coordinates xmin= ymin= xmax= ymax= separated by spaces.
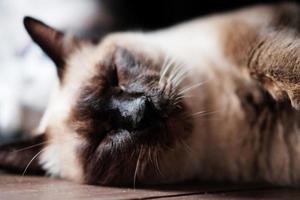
xmin=80 ymin=118 xmax=169 ymax=185
xmin=100 ymin=104 xmax=166 ymax=142
xmin=104 ymin=117 xmax=165 ymax=143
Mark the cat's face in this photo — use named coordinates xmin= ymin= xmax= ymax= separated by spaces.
xmin=1 ymin=17 xmax=198 ymax=185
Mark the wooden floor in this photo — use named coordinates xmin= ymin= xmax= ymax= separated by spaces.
xmin=1 ymin=174 xmax=300 ymax=200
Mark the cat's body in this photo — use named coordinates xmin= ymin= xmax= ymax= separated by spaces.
xmin=1 ymin=3 xmax=300 ymax=186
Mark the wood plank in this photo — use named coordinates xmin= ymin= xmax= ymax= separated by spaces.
xmin=0 ymin=174 xmax=298 ymax=200
xmin=169 ymin=188 xmax=300 ymax=200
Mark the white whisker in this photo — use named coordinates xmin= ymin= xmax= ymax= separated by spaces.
xmin=22 ymin=149 xmax=46 ymax=176
xmin=189 ymin=110 xmax=220 ymax=118
xmin=174 ymin=95 xmax=199 ymax=101
xmin=160 ymin=55 xmax=170 ymax=75
xmin=190 ymin=110 xmax=207 ymax=116
xmin=167 ymin=64 xmax=180 ymax=81
xmin=154 ymin=151 xmax=163 ymax=177
xmin=167 ymin=62 xmax=183 ymax=83
xmin=147 ymin=148 xmax=153 ymax=164
xmin=133 ymin=146 xmax=143 ymax=189
xmin=178 ymin=81 xmax=208 ymax=95
xmin=160 ymin=56 xmax=175 ymax=84
xmin=172 ymin=71 xmax=188 ymax=89
xmin=170 ymin=65 xmax=186 ymax=84
xmin=172 ymin=67 xmax=188 ymax=84
xmin=14 ymin=141 xmax=49 ymax=153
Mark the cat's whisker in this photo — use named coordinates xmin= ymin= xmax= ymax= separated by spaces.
xmin=22 ymin=149 xmax=46 ymax=176
xmin=180 ymin=140 xmax=193 ymax=154
xmin=160 ymin=56 xmax=175 ymax=84
xmin=180 ymin=140 xmax=201 ymax=165
xmin=154 ymin=150 xmax=164 ymax=178
xmin=182 ymin=95 xmax=201 ymax=98
xmin=189 ymin=110 xmax=220 ymax=118
xmin=147 ymin=148 xmax=154 ymax=166
xmin=14 ymin=141 xmax=50 ymax=153
xmin=171 ymin=67 xmax=188 ymax=88
xmin=163 ymin=80 xmax=178 ymax=99
xmin=133 ymin=146 xmax=143 ymax=189
xmin=167 ymin=62 xmax=184 ymax=84
xmin=172 ymin=70 xmax=188 ymax=88
xmin=178 ymin=81 xmax=208 ymax=95
xmin=170 ymin=95 xmax=181 ymax=105
xmin=160 ymin=55 xmax=170 ymax=76
xmin=179 ymin=139 xmax=198 ymax=159
xmin=190 ymin=110 xmax=207 ymax=116
xmin=147 ymin=148 xmax=160 ymax=178
xmin=169 ymin=61 xmax=186 ymax=81
xmin=174 ymin=95 xmax=199 ymax=102
xmin=165 ymin=62 xmax=184 ymax=89
xmin=167 ymin=63 xmax=180 ymax=82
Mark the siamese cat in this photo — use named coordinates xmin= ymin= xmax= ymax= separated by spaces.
xmin=1 ymin=3 xmax=300 ymax=186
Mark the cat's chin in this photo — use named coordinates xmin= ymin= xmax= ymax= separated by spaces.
xmin=79 ymin=127 xmax=162 ymax=185
xmin=83 ymin=122 xmax=193 ymax=185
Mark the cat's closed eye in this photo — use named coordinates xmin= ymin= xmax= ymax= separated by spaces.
xmin=110 ymin=64 xmax=119 ymax=87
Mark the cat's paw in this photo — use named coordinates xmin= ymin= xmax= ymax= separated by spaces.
xmin=286 ymin=88 xmax=300 ymax=110
xmin=249 ymin=35 xmax=300 ymax=110
xmin=255 ymin=71 xmax=300 ymax=110
xmin=266 ymin=68 xmax=300 ymax=110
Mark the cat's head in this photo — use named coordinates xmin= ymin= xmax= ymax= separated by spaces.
xmin=0 ymin=17 xmax=198 ymax=185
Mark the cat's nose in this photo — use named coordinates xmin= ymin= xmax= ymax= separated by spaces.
xmin=112 ymin=96 xmax=157 ymax=129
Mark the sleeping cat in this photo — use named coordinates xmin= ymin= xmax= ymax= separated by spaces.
xmin=1 ymin=3 xmax=300 ymax=186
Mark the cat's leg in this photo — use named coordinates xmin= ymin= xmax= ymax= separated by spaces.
xmin=0 ymin=134 xmax=46 ymax=174
xmin=223 ymin=3 xmax=300 ymax=109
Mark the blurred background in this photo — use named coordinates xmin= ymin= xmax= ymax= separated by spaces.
xmin=0 ymin=0 xmax=287 ymax=144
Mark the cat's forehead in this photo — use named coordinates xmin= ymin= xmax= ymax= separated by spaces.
xmin=63 ymin=44 xmax=107 ymax=86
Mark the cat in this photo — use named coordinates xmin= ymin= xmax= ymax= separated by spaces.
xmin=1 ymin=2 xmax=300 ymax=186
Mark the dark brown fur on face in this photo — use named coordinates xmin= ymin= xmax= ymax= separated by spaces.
xmin=69 ymin=47 xmax=193 ymax=185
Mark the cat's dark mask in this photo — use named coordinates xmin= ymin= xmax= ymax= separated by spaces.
xmin=0 ymin=17 xmax=195 ymax=185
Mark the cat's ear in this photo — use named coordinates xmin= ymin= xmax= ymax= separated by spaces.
xmin=0 ymin=134 xmax=46 ymax=175
xmin=23 ymin=16 xmax=80 ymax=79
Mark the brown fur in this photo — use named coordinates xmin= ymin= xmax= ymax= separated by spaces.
xmin=223 ymin=3 xmax=300 ymax=109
